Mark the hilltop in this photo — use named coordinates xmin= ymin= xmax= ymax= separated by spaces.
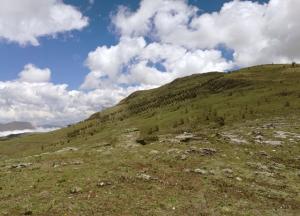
xmin=0 ymin=64 xmax=299 ymax=215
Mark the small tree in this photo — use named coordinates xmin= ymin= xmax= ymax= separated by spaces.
xmin=292 ymin=62 xmax=296 ymax=67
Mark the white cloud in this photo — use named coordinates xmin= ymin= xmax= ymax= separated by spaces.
xmin=0 ymin=0 xmax=88 ymax=46
xmin=18 ymin=64 xmax=51 ymax=83
xmin=0 ymin=65 xmax=146 ymax=126
xmin=0 ymin=127 xmax=59 ymax=137
xmin=110 ymin=0 xmax=300 ymax=66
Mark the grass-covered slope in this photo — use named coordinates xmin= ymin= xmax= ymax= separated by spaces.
xmin=0 ymin=64 xmax=300 ymax=215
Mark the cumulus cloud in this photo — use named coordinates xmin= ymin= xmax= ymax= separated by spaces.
xmin=82 ymin=0 xmax=238 ymax=90
xmin=0 ymin=0 xmax=88 ymax=46
xmin=111 ymin=0 xmax=300 ymax=66
xmin=0 ymin=65 xmax=145 ymax=126
xmin=18 ymin=64 xmax=51 ymax=83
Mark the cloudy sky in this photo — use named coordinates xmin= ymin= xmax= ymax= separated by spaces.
xmin=0 ymin=0 xmax=298 ymax=126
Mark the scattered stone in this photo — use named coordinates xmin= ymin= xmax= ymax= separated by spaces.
xmin=254 ymin=171 xmax=274 ymax=177
xmin=254 ymin=135 xmax=264 ymax=143
xmin=263 ymin=140 xmax=282 ymax=146
xmin=236 ymin=177 xmax=242 ymax=181
xmin=96 ymin=181 xmax=112 ymax=187
xmin=271 ymin=162 xmax=286 ymax=170
xmin=257 ymin=151 xmax=269 ymax=157
xmin=185 ymin=147 xmax=217 ymax=156
xmin=275 ymin=131 xmax=288 ymax=139
xmin=183 ymin=168 xmax=191 ymax=173
xmin=221 ymin=133 xmax=248 ymax=144
xmin=252 ymin=130 xmax=263 ymax=136
xmin=149 ymin=150 xmax=159 ymax=155
xmin=70 ymin=186 xmax=82 ymax=194
xmin=124 ymin=128 xmax=139 ymax=133
xmin=39 ymin=191 xmax=50 ymax=199
xmin=193 ymin=169 xmax=208 ymax=175
xmin=71 ymin=160 xmax=83 ymax=165
xmin=180 ymin=154 xmax=188 ymax=160
xmin=199 ymin=148 xmax=217 ymax=156
xmin=209 ymin=170 xmax=216 ymax=175
xmin=53 ymin=164 xmax=60 ymax=168
xmin=56 ymin=147 xmax=79 ymax=154
xmin=167 ymin=148 xmax=181 ymax=155
xmin=10 ymin=162 xmax=32 ymax=169
xmin=222 ymin=168 xmax=233 ymax=174
xmin=175 ymin=132 xmax=195 ymax=142
xmin=247 ymin=162 xmax=269 ymax=171
xmin=136 ymin=173 xmax=152 ymax=181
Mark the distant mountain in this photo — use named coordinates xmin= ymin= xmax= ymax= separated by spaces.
xmin=0 ymin=121 xmax=35 ymax=132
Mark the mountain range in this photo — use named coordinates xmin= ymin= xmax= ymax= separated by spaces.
xmin=0 ymin=121 xmax=35 ymax=132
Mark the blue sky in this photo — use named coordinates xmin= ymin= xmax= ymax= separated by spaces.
xmin=0 ymin=0 xmax=268 ymax=89
xmin=0 ymin=0 xmax=298 ymax=126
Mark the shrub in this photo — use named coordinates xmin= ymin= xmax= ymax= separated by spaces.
xmin=215 ymin=116 xmax=225 ymax=126
xmin=136 ymin=135 xmax=159 ymax=145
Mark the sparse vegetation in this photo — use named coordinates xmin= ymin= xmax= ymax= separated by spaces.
xmin=0 ymin=64 xmax=300 ymax=215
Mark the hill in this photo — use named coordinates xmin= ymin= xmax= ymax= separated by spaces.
xmin=0 ymin=64 xmax=299 ymax=215
xmin=0 ymin=121 xmax=34 ymax=132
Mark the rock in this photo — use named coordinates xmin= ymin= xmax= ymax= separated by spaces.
xmin=252 ymin=130 xmax=263 ymax=136
xmin=271 ymin=162 xmax=286 ymax=170
xmin=183 ymin=168 xmax=191 ymax=173
xmin=236 ymin=177 xmax=242 ymax=181
xmin=247 ymin=162 xmax=269 ymax=171
xmin=263 ymin=140 xmax=282 ymax=146
xmin=39 ymin=191 xmax=50 ymax=199
xmin=175 ymin=132 xmax=195 ymax=142
xmin=149 ymin=150 xmax=159 ymax=155
xmin=56 ymin=147 xmax=79 ymax=154
xmin=199 ymin=148 xmax=217 ymax=156
xmin=70 ymin=186 xmax=82 ymax=194
xmin=136 ymin=173 xmax=152 ymax=181
xmin=167 ymin=148 xmax=181 ymax=155
xmin=53 ymin=164 xmax=60 ymax=168
xmin=257 ymin=151 xmax=269 ymax=157
xmin=254 ymin=171 xmax=274 ymax=177
xmin=10 ymin=162 xmax=32 ymax=169
xmin=222 ymin=168 xmax=233 ymax=174
xmin=71 ymin=160 xmax=83 ymax=165
xmin=221 ymin=133 xmax=248 ymax=144
xmin=193 ymin=169 xmax=208 ymax=175
xmin=185 ymin=147 xmax=217 ymax=156
xmin=96 ymin=181 xmax=112 ymax=187
xmin=180 ymin=154 xmax=188 ymax=160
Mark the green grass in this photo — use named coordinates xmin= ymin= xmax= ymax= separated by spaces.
xmin=0 ymin=64 xmax=300 ymax=215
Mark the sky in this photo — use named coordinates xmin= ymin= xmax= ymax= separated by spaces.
xmin=0 ymin=0 xmax=299 ymax=126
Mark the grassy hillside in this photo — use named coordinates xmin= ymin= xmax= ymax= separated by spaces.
xmin=0 ymin=64 xmax=299 ymax=215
